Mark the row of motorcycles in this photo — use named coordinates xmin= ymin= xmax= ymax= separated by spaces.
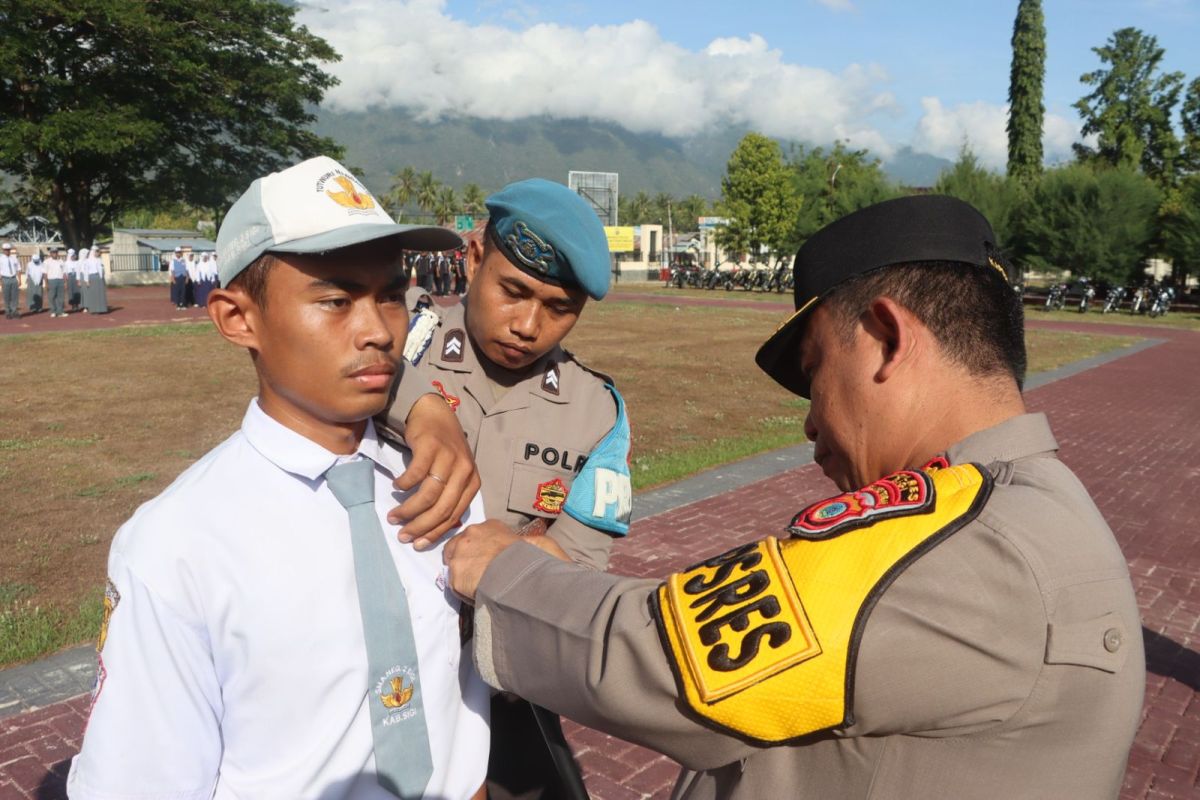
xmin=665 ymin=261 xmax=794 ymax=293
xmin=1042 ymin=280 xmax=1177 ymax=317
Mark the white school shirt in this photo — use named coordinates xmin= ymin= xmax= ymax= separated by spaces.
xmin=44 ymin=258 xmax=65 ymax=280
xmin=26 ymin=259 xmax=44 ymax=283
xmin=0 ymin=254 xmax=19 ymax=277
xmin=84 ymin=256 xmax=104 ymax=277
xmin=67 ymin=400 xmax=490 ymax=800
xmin=65 ymin=257 xmax=81 ymax=276
xmin=186 ymin=258 xmax=199 ymax=281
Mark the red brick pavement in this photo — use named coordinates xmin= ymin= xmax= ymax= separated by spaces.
xmin=2 ymin=310 xmax=1198 ymax=798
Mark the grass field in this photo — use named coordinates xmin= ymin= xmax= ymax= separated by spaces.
xmin=0 ymin=303 xmax=1141 ymax=666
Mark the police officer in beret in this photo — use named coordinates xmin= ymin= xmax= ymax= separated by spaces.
xmin=443 ymin=195 xmax=1144 ymax=799
xmin=383 ymin=178 xmax=632 ymax=799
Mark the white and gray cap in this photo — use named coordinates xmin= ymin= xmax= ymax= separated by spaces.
xmin=216 ymin=155 xmax=461 ymax=288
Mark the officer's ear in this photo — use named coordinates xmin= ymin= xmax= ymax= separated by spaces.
xmin=860 ymin=296 xmax=921 ymax=387
xmin=465 ymin=235 xmax=486 ymax=284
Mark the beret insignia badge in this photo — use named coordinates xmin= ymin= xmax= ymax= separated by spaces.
xmin=507 ymin=221 xmax=557 ymax=274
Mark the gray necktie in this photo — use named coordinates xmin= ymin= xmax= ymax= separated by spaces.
xmin=326 ymin=459 xmax=433 ymax=799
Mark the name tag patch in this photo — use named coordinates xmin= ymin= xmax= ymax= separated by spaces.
xmin=660 ymin=539 xmax=820 ymax=703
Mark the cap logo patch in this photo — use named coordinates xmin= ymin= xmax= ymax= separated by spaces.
xmin=534 ymin=478 xmax=568 ymax=515
xmin=507 ymin=221 xmax=557 ymax=274
xmin=541 ymin=364 xmax=560 ymax=395
xmin=442 ymin=328 xmax=464 ymax=362
xmin=325 ymin=175 xmax=377 ymax=214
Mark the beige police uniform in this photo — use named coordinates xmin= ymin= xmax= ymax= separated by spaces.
xmin=385 ymin=300 xmax=624 ymax=571
xmin=470 ymin=413 xmax=1145 ymax=799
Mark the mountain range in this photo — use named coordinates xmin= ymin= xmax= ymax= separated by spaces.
xmin=312 ymin=107 xmax=953 ymax=200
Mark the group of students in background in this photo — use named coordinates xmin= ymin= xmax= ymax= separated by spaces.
xmin=168 ymin=248 xmax=220 ymax=309
xmin=406 ymin=248 xmax=467 ymax=296
xmin=0 ymin=242 xmax=109 ymax=319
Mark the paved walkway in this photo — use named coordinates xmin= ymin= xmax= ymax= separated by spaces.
xmin=2 ymin=296 xmax=1198 ymax=799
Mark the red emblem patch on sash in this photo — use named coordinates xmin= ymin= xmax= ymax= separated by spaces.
xmin=533 ymin=478 xmax=568 ymax=514
xmin=788 ymin=469 xmax=933 ymax=538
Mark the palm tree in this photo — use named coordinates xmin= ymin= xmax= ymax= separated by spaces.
xmin=416 ymin=171 xmax=440 ymax=214
xmin=626 ymin=191 xmax=653 ymax=225
xmin=388 ymin=166 xmax=419 ymax=217
xmin=432 ymin=186 xmax=458 ymax=225
xmin=460 ymin=183 xmax=487 ymax=215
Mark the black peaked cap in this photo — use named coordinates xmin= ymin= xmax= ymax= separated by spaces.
xmin=755 ymin=194 xmax=1000 ymax=398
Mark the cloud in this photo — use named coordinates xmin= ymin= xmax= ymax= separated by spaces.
xmin=814 ymin=0 xmax=856 ymax=11
xmin=298 ymin=0 xmax=897 ymax=154
xmin=911 ymin=97 xmax=1081 ymax=169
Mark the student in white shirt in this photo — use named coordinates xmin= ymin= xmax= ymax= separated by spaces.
xmin=0 ymin=242 xmax=20 ymax=319
xmin=44 ymin=249 xmax=66 ymax=317
xmin=68 ymin=156 xmax=492 ymax=800
xmin=65 ymin=248 xmax=82 ymax=312
xmin=25 ymin=251 xmax=45 ymax=313
xmin=82 ymin=248 xmax=108 ymax=313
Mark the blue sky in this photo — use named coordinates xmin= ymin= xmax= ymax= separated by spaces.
xmin=304 ymin=0 xmax=1200 ymax=168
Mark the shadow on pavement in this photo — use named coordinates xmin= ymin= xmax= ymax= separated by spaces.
xmin=1143 ymin=626 xmax=1200 ymax=692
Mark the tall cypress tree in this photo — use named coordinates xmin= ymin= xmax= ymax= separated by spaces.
xmin=1007 ymin=0 xmax=1046 ymax=184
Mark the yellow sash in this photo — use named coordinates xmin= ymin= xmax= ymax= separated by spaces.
xmin=653 ymin=463 xmax=991 ymax=742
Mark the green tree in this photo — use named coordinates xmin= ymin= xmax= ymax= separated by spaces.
xmin=620 ymin=191 xmax=655 ymax=225
xmin=786 ymin=142 xmax=897 ymax=251
xmin=675 ymin=195 xmax=711 ymax=229
xmin=717 ymin=133 xmax=798 ymax=260
xmin=1160 ymin=176 xmax=1200 ymax=284
xmin=460 ymin=183 xmax=487 ymax=215
xmin=1180 ymin=78 xmax=1200 ymax=174
xmin=1016 ymin=164 xmax=1161 ymax=284
xmin=1074 ymin=28 xmax=1184 ymax=185
xmin=416 ymin=171 xmax=440 ymax=213
xmin=0 ymin=0 xmax=342 ymax=249
xmin=388 ymin=166 xmax=420 ymax=216
xmin=1007 ymin=0 xmax=1046 ymax=184
xmin=431 ymin=185 xmax=458 ymax=226
xmin=935 ymin=145 xmax=1021 ymax=250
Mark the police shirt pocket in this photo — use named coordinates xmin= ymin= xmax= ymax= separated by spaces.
xmin=1044 ymin=611 xmax=1130 ymax=673
xmin=508 ymin=463 xmax=574 ymax=519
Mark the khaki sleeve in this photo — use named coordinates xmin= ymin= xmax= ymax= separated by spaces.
xmin=847 ymin=520 xmax=1045 ymax=736
xmin=546 ymin=511 xmax=614 ymax=571
xmin=382 ymin=358 xmax=438 ymax=437
xmin=473 ymin=542 xmax=759 ymax=771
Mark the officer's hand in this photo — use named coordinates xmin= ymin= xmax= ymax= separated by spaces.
xmin=443 ymin=520 xmax=521 ymax=602
xmin=390 ymin=393 xmax=481 ymax=550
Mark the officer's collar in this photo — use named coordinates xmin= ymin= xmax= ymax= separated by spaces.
xmin=945 ymin=413 xmax=1059 ymax=466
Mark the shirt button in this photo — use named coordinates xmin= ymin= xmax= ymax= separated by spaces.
xmin=1103 ymin=628 xmax=1123 ymax=653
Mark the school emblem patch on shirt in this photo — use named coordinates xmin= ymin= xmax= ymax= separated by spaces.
xmin=442 ymin=329 xmax=465 ymax=362
xmin=431 ymin=380 xmax=460 ymax=411
xmin=788 ymin=469 xmax=933 ymax=538
xmin=533 ymin=478 xmax=568 ymax=514
xmin=376 ymin=666 xmax=418 ymax=723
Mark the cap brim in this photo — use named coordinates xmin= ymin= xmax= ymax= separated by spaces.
xmin=271 ymin=222 xmax=462 ymax=257
xmin=754 ymin=304 xmax=816 ymax=399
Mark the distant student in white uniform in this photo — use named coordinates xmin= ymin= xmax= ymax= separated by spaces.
xmin=45 ymin=249 xmax=66 ymax=317
xmin=67 ymin=156 xmax=491 ymax=800
xmin=82 ymin=248 xmax=108 ymax=313
xmin=0 ymin=242 xmax=20 ymax=319
xmin=65 ymin=248 xmax=82 ymax=312
xmin=25 ymin=251 xmax=45 ymax=314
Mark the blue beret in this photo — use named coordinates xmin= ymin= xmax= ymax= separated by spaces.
xmin=485 ymin=178 xmax=611 ymax=300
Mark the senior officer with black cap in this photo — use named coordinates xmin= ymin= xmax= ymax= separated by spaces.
xmin=382 ymin=178 xmax=632 ymax=800
xmin=443 ymin=195 xmax=1145 ymax=799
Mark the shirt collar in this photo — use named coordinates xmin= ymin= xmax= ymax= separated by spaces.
xmin=240 ymin=399 xmax=407 ymax=482
xmin=945 ymin=412 xmax=1059 ymax=466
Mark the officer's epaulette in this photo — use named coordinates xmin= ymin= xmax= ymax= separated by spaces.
xmin=559 ymin=346 xmax=617 ymax=387
xmin=650 ymin=463 xmax=993 ymax=744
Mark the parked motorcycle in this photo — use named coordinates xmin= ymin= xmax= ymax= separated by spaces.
xmin=1101 ymin=286 xmax=1125 ymax=314
xmin=1078 ymin=281 xmax=1096 ymax=313
xmin=1043 ymin=284 xmax=1067 ymax=311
